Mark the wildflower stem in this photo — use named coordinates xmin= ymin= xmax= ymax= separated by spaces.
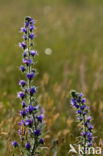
xmin=80 ymin=101 xmax=86 ymax=155
xmin=31 ymin=114 xmax=38 ymax=155
xmin=12 ymin=16 xmax=44 ymax=155
xmin=70 ymin=90 xmax=94 ymax=155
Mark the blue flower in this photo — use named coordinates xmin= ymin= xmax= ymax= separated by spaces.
xmin=23 ymin=35 xmax=27 ymax=40
xmin=25 ymin=142 xmax=31 ymax=150
xmin=88 ymin=125 xmax=93 ymax=131
xmin=18 ymin=129 xmax=21 ymax=135
xmin=81 ymin=98 xmax=86 ymax=103
xmin=20 ymin=65 xmax=26 ymax=72
xmin=21 ymin=101 xmax=26 ymax=108
xmin=25 ymin=17 xmax=34 ymax=28
xmin=26 ymin=72 xmax=35 ymax=80
xmin=24 ymin=119 xmax=33 ymax=127
xmin=17 ymin=91 xmax=26 ymax=99
xmin=27 ymin=105 xmax=35 ymax=113
xmin=87 ymin=116 xmax=92 ymax=121
xmin=30 ymin=25 xmax=35 ymax=31
xmin=80 ymin=105 xmax=86 ymax=110
xmin=36 ymin=115 xmax=43 ymax=122
xmin=25 ymin=16 xmax=33 ymax=22
xmin=18 ymin=120 xmax=25 ymax=126
xmin=22 ymin=51 xmax=28 ymax=57
xmin=34 ymin=129 xmax=41 ymax=136
xmin=70 ymin=98 xmax=76 ymax=105
xmin=29 ymin=33 xmax=35 ymax=39
xmin=19 ymin=80 xmax=26 ymax=87
xmin=29 ymin=87 xmax=36 ymax=96
xmin=23 ymin=59 xmax=33 ymax=66
xmin=81 ymin=131 xmax=87 ymax=137
xmin=88 ymin=142 xmax=93 ymax=147
xmin=20 ymin=110 xmax=27 ymax=117
xmin=76 ymin=110 xmax=82 ymax=114
xmin=25 ymin=22 xmax=29 ymax=27
xmin=39 ymin=138 xmax=44 ymax=144
xmin=20 ymin=27 xmax=27 ymax=33
xmin=12 ymin=141 xmax=19 ymax=147
xmin=30 ymin=50 xmax=37 ymax=56
xmin=34 ymin=105 xmax=39 ymax=111
xmin=19 ymin=42 xmax=26 ymax=49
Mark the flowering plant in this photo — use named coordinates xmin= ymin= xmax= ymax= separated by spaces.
xmin=12 ymin=16 xmax=44 ymax=156
xmin=70 ymin=90 xmax=94 ymax=155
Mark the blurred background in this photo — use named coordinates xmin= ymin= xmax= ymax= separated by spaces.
xmin=0 ymin=0 xmax=103 ymax=155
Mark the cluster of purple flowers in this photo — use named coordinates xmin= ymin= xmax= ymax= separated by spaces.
xmin=12 ymin=16 xmax=44 ymax=155
xmin=70 ymin=90 xmax=94 ymax=153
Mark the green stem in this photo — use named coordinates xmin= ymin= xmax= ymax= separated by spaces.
xmin=79 ymin=100 xmax=86 ymax=156
xmin=27 ymin=25 xmax=38 ymax=156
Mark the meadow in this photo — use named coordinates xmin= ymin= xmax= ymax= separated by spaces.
xmin=0 ymin=0 xmax=103 ymax=155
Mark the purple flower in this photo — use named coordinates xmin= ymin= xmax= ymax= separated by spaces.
xmin=29 ymin=33 xmax=35 ymax=39
xmin=25 ymin=22 xmax=29 ymax=27
xmin=87 ymin=132 xmax=92 ymax=137
xmin=23 ymin=35 xmax=27 ymax=40
xmin=77 ymin=116 xmax=83 ymax=121
xmin=27 ymin=105 xmax=35 ymax=113
xmin=25 ymin=119 xmax=33 ymax=127
xmin=76 ymin=110 xmax=82 ymax=114
xmin=88 ymin=125 xmax=93 ymax=131
xmin=19 ymin=42 xmax=26 ymax=49
xmin=17 ymin=91 xmax=25 ymax=99
xmin=39 ymin=138 xmax=44 ymax=144
xmin=19 ymin=80 xmax=26 ymax=87
xmin=30 ymin=50 xmax=37 ymax=56
xmin=12 ymin=141 xmax=19 ymax=147
xmin=20 ymin=65 xmax=26 ymax=72
xmin=34 ymin=129 xmax=41 ymax=136
xmin=21 ymin=101 xmax=26 ymax=108
xmin=20 ymin=110 xmax=27 ymax=117
xmin=26 ymin=72 xmax=35 ymax=80
xmin=23 ymin=59 xmax=33 ymax=66
xmin=83 ymin=111 xmax=88 ymax=116
xmin=34 ymin=105 xmax=39 ymax=111
xmin=87 ymin=116 xmax=92 ymax=121
xmin=71 ymin=99 xmax=79 ymax=108
xmin=18 ymin=129 xmax=21 ymax=135
xmin=30 ymin=25 xmax=35 ymax=31
xmin=70 ymin=90 xmax=94 ymax=148
xmin=13 ymin=16 xmax=44 ymax=154
xmin=81 ymin=98 xmax=86 ymax=103
xmin=25 ymin=17 xmax=34 ymax=27
xmin=80 ymin=105 xmax=86 ymax=110
xmin=22 ymin=51 xmax=28 ymax=57
xmin=30 ymin=19 xmax=35 ymax=25
xmin=20 ymin=27 xmax=27 ymax=33
xmin=81 ymin=131 xmax=87 ymax=137
xmin=78 ymin=93 xmax=84 ymax=98
xmin=36 ymin=115 xmax=44 ymax=122
xmin=29 ymin=87 xmax=36 ymax=96
xmin=18 ymin=120 xmax=25 ymax=126
xmin=25 ymin=16 xmax=33 ymax=22
xmin=88 ymin=137 xmax=93 ymax=142
xmin=88 ymin=142 xmax=93 ymax=147
xmin=25 ymin=142 xmax=31 ymax=150
xmin=70 ymin=99 xmax=76 ymax=106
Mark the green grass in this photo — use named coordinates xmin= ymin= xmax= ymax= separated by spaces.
xmin=0 ymin=0 xmax=103 ymax=155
